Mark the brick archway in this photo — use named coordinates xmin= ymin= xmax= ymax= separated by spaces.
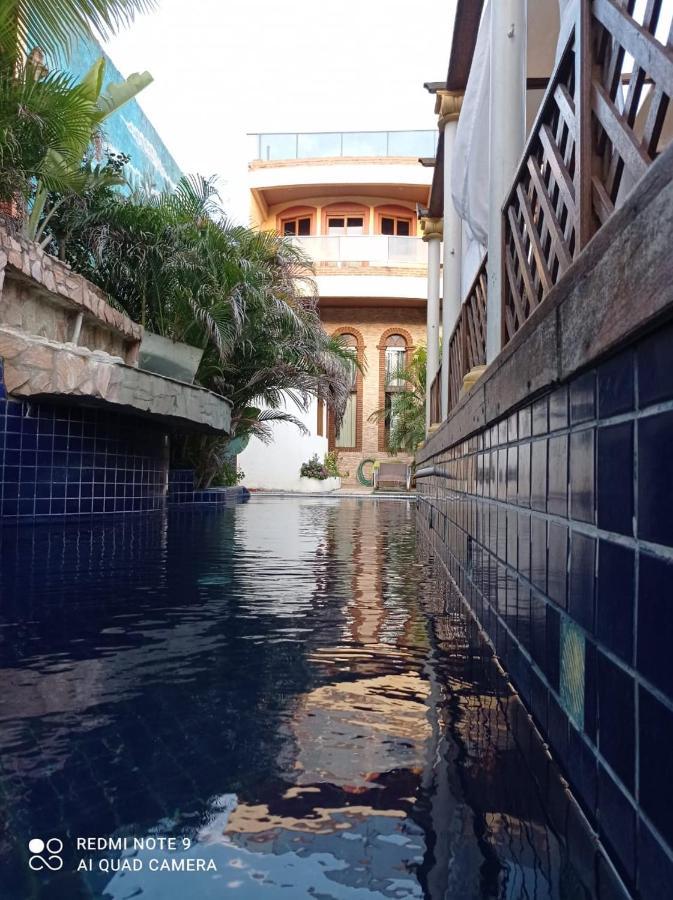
xmin=377 ymin=328 xmax=415 ymax=452
xmin=329 ymin=326 xmax=365 ymax=453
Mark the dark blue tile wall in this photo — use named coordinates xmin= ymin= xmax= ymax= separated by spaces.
xmin=167 ymin=470 xmax=248 ymax=506
xmin=417 ymin=324 xmax=673 ymax=900
xmin=0 ymin=361 xmax=167 ymax=519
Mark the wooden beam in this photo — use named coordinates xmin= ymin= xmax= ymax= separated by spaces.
xmin=446 ymin=0 xmax=485 ymax=92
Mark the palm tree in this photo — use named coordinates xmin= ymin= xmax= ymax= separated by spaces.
xmin=369 ymin=345 xmax=427 ymax=454
xmin=0 ymin=0 xmax=156 ymax=62
xmin=42 ymin=171 xmax=356 ymax=487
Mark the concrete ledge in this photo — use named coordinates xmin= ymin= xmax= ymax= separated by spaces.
xmin=0 ymin=328 xmax=231 ymax=434
xmin=417 ymin=141 xmax=673 ymax=463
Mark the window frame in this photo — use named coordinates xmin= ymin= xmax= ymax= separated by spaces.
xmin=277 ymin=206 xmax=316 ymax=237
xmin=377 ymin=328 xmax=414 ymax=451
xmin=375 ymin=205 xmax=416 ymax=237
xmin=328 ymin=328 xmax=364 ymax=453
xmin=321 ymin=203 xmax=370 ymax=236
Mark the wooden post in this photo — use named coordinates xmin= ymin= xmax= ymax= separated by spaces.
xmin=575 ymin=0 xmax=596 ymax=250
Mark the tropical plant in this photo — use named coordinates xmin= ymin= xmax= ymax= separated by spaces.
xmin=300 ymin=454 xmax=328 ymax=480
xmin=324 ymin=450 xmax=346 ymax=478
xmin=369 ymin=345 xmax=427 ymax=454
xmin=25 ymin=56 xmax=152 ymax=241
xmin=44 ymin=173 xmax=355 ymax=487
xmin=0 ymin=0 xmax=156 ymax=62
xmin=0 ymin=58 xmax=98 ymax=209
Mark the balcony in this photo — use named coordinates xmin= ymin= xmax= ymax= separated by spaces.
xmin=294 ymin=235 xmax=426 ymax=268
xmin=250 ymin=130 xmax=438 ymax=162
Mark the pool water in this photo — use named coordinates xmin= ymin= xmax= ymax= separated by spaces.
xmin=0 ymin=497 xmax=602 ymax=899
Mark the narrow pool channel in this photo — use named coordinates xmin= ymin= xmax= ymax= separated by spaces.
xmin=0 ymin=497 xmax=603 ymax=899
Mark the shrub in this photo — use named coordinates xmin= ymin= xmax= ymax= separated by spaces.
xmin=324 ymin=450 xmax=347 ymax=478
xmin=300 ymin=454 xmax=329 ymax=480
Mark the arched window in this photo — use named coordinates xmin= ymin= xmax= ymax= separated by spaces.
xmin=377 ymin=329 xmax=413 ymax=451
xmin=278 ymin=206 xmax=316 ymax=236
xmin=322 ymin=203 xmax=369 ymax=236
xmin=375 ymin=205 xmax=416 ymax=237
xmin=328 ymin=328 xmax=364 ymax=453
xmin=336 ymin=334 xmax=358 ymax=449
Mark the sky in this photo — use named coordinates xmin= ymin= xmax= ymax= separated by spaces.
xmin=103 ymin=0 xmax=455 ymax=220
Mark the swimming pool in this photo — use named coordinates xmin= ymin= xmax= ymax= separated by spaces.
xmin=0 ymin=497 xmax=609 ymax=898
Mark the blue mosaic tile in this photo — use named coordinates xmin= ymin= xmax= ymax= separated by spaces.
xmin=568 ymin=531 xmax=595 ymax=632
xmin=638 ymin=411 xmax=673 ymax=546
xmin=549 ymin=385 xmax=569 ymax=431
xmin=639 ymin=687 xmax=673 ymax=850
xmin=530 ymin=439 xmax=547 ymax=512
xmin=567 ymin=723 xmax=597 ymax=811
xmin=637 ymin=815 xmax=673 ymax=900
xmin=569 ymin=429 xmax=595 ymax=524
xmin=597 ymin=422 xmax=633 ymax=536
xmin=598 ymin=348 xmax=635 ymax=418
xmin=570 ymin=372 xmax=596 ymax=424
xmin=532 ymin=396 xmax=548 ymax=436
xmin=530 ymin=515 xmax=547 ymax=592
xmin=545 ymin=604 xmax=561 ymax=690
xmin=547 ymin=435 xmax=568 ymax=517
xmin=597 ymin=540 xmax=634 ymax=664
xmin=560 ymin=618 xmax=585 ymax=728
xmin=598 ymin=764 xmax=636 ymax=882
xmin=518 ymin=404 xmax=532 ymax=439
xmin=638 ymin=321 xmax=673 ymax=407
xmin=637 ymin=551 xmax=673 ymax=701
xmin=597 ymin=650 xmax=635 ymax=791
xmin=547 ymin=522 xmax=568 ymax=608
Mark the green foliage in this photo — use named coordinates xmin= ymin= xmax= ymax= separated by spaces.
xmin=45 ymin=172 xmax=354 ymax=488
xmin=300 ymin=454 xmax=329 ymax=480
xmin=211 ymin=460 xmax=245 ymax=488
xmin=324 ymin=450 xmax=347 ymax=478
xmin=369 ymin=346 xmax=427 ymax=455
xmin=0 ymin=0 xmax=156 ymax=63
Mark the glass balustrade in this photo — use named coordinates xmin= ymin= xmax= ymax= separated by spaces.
xmin=293 ymin=235 xmax=426 ymax=266
xmin=251 ymin=130 xmax=437 ymax=161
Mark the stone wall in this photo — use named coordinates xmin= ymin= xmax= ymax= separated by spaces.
xmin=320 ymin=305 xmax=425 ymax=484
xmin=0 ymin=224 xmax=141 ymax=363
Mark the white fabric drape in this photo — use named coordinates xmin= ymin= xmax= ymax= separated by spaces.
xmin=450 ymin=0 xmax=574 ymax=260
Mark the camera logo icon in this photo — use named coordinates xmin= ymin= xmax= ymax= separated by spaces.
xmin=28 ymin=838 xmax=63 ymax=871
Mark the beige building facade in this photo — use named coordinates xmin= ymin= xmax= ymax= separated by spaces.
xmin=245 ymin=131 xmax=434 ymax=487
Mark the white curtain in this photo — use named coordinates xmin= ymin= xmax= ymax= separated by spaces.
xmin=450 ymin=0 xmax=575 ymax=259
xmin=336 ymin=394 xmax=356 ymax=448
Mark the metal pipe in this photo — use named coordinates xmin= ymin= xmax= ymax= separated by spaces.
xmin=415 ymin=465 xmax=451 ymax=479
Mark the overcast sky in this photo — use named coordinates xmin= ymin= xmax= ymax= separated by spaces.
xmin=103 ymin=0 xmax=455 ymax=219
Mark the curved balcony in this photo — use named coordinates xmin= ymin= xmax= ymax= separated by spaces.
xmin=294 ymin=235 xmax=426 ymax=268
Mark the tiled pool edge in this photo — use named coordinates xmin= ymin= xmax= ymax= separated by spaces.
xmin=416 ymin=319 xmax=673 ymax=899
xmin=417 ymin=532 xmax=631 ymax=900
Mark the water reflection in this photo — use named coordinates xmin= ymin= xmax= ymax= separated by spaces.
xmin=0 ymin=498 xmax=599 ymax=898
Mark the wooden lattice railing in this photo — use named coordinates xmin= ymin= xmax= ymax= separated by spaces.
xmin=447 ymin=255 xmax=488 ymax=411
xmin=502 ymin=0 xmax=673 ymax=345
xmin=429 ymin=365 xmax=442 ymax=426
xmin=432 ymin=0 xmax=672 ymax=424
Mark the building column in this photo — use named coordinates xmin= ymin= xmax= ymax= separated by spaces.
xmin=436 ymin=91 xmax=464 ymax=419
xmin=421 ymin=216 xmax=443 ymax=431
xmin=486 ymin=0 xmax=527 ymax=362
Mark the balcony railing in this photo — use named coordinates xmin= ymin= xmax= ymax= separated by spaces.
xmin=250 ymin=130 xmax=438 ymax=161
xmin=294 ymin=235 xmax=426 ymax=267
xmin=429 ymin=0 xmax=672 ymax=424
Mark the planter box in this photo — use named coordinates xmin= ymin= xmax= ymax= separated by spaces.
xmin=138 ymin=332 xmax=204 ymax=384
xmin=298 ymin=476 xmax=341 ymax=493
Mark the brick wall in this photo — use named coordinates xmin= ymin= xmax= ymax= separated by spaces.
xmin=320 ymin=306 xmax=425 ymax=484
xmin=417 ymin=320 xmax=673 ymax=899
